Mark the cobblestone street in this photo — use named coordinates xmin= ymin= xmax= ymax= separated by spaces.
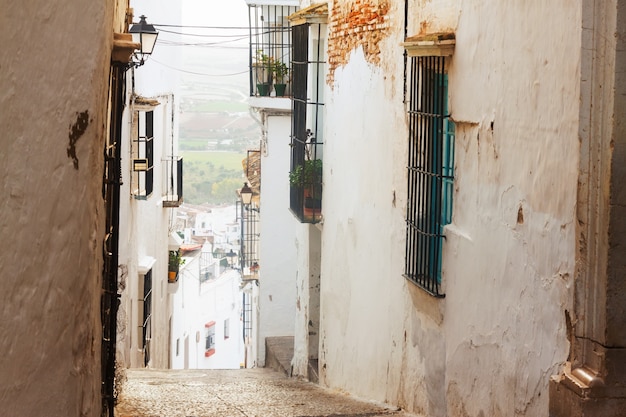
xmin=115 ymin=368 xmax=417 ymax=417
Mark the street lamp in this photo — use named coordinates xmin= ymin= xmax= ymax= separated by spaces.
xmin=238 ymin=183 xmax=253 ymax=274
xmin=129 ymin=15 xmax=159 ymax=67
xmin=240 ymin=182 xmax=253 ymax=206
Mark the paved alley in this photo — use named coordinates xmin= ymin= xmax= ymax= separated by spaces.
xmin=115 ymin=368 xmax=417 ymax=417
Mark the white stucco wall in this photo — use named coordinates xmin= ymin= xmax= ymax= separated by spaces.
xmin=0 ymin=1 xmax=125 ymax=416
xmin=117 ymin=93 xmax=180 ymax=369
xmin=318 ymin=1 xmax=579 ymax=416
xmin=257 ymin=113 xmax=299 ymax=366
xmin=117 ymin=0 xmax=182 ymax=370
xmin=170 ymin=253 xmax=243 ymax=369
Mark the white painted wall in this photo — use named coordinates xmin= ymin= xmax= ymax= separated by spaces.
xmin=256 ymin=112 xmax=299 ymax=366
xmin=117 ymin=92 xmax=180 ymax=368
xmin=170 ymin=248 xmax=244 ymax=369
xmin=117 ymin=0 xmax=182 ymax=369
xmin=317 ymin=1 xmax=579 ymax=416
xmin=0 ymin=1 xmax=126 ymax=415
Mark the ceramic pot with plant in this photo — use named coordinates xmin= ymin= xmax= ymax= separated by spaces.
xmin=289 ymin=159 xmax=322 ymax=218
xmin=253 ymin=51 xmax=273 ymax=96
xmin=272 ymin=60 xmax=289 ymax=96
xmin=168 ymin=250 xmax=185 ymax=282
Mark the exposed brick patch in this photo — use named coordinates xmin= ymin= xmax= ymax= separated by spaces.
xmin=327 ymin=0 xmax=390 ymax=87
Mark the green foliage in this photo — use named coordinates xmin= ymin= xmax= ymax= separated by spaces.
xmin=181 ymin=151 xmax=245 ymax=205
xmin=255 ymin=51 xmax=290 ymax=83
xmin=272 ymin=60 xmax=289 ymax=83
xmin=212 ymin=178 xmax=243 ymax=202
xmin=169 ymin=250 xmax=185 ymax=271
xmin=289 ymin=159 xmax=322 ymax=188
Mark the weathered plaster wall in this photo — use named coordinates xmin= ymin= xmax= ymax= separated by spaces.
xmin=0 ymin=1 xmax=122 ymax=415
xmin=443 ymin=2 xmax=580 ymax=415
xmin=319 ymin=1 xmax=579 ymax=416
xmin=292 ymin=225 xmax=322 ymax=378
xmin=258 ymin=114 xmax=298 ymax=367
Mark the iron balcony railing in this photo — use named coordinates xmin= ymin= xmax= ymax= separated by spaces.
xmin=163 ymin=156 xmax=183 ymax=207
xmin=248 ymin=3 xmax=298 ymax=97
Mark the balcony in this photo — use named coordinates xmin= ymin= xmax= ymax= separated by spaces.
xmin=289 ymin=156 xmax=322 ymax=224
xmin=247 ymin=2 xmax=298 ymax=98
xmin=163 ymin=156 xmax=183 ymax=207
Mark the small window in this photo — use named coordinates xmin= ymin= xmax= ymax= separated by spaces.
xmin=133 ymin=110 xmax=154 ymax=199
xmin=205 ymin=322 xmax=216 ymax=357
xmin=404 ymin=56 xmax=454 ymax=297
xmin=141 ymin=269 xmax=153 ymax=366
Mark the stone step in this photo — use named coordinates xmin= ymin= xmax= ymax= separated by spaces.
xmin=265 ymin=336 xmax=294 ymax=376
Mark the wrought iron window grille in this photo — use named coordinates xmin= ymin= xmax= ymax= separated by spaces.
xmin=163 ymin=156 xmax=183 ymax=207
xmin=142 ymin=269 xmax=153 ymax=366
xmin=132 ymin=110 xmax=154 ymax=199
xmin=289 ymin=23 xmax=325 ymax=224
xmin=404 ymin=56 xmax=455 ymax=297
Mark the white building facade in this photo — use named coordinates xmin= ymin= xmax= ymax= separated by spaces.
xmin=170 ymin=242 xmax=244 ymax=370
xmin=251 ymin=0 xmax=626 ymax=416
xmin=117 ymin=0 xmax=183 ymax=369
xmin=245 ymin=0 xmax=302 ymax=369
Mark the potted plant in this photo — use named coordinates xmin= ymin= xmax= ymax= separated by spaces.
xmin=168 ymin=250 xmax=185 ymax=282
xmin=253 ymin=51 xmax=273 ymax=96
xmin=289 ymin=158 xmax=322 ymax=219
xmin=272 ymin=60 xmax=290 ymax=97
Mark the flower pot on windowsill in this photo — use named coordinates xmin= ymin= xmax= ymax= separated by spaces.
xmin=274 ymin=83 xmax=287 ymax=96
xmin=168 ymin=270 xmax=177 ymax=282
xmin=303 ymin=193 xmax=322 ymax=220
xmin=256 ymin=83 xmax=271 ymax=96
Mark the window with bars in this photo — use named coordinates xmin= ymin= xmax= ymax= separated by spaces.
xmin=133 ymin=110 xmax=154 ymax=199
xmin=141 ymin=269 xmax=152 ymax=366
xmin=205 ymin=322 xmax=216 ymax=357
xmin=289 ymin=22 xmax=325 ymax=223
xmin=404 ymin=56 xmax=455 ymax=297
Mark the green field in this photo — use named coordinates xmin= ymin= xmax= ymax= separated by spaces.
xmin=181 ymin=151 xmax=246 ymax=205
xmin=181 ymin=151 xmax=246 ymax=170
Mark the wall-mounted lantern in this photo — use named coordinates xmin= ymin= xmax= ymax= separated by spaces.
xmin=129 ymin=15 xmax=159 ymax=67
xmin=240 ymin=182 xmax=253 ymax=206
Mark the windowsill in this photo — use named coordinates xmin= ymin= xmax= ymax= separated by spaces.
xmin=443 ymin=223 xmax=472 ymax=242
xmin=248 ymin=96 xmax=291 ymax=112
xmin=405 ymin=276 xmax=445 ymax=325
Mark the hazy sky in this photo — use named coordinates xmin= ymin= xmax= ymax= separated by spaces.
xmin=182 ymin=0 xmax=249 ymax=27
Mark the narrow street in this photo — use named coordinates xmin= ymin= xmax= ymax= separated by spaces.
xmin=115 ymin=368 xmax=416 ymax=417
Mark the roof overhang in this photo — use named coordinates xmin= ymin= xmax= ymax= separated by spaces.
xmin=403 ymin=32 xmax=455 ymax=57
xmin=133 ymin=95 xmax=161 ymax=111
xmin=288 ymin=2 xmax=328 ymax=25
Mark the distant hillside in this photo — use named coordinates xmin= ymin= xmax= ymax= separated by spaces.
xmin=178 ymin=46 xmax=258 ymax=204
